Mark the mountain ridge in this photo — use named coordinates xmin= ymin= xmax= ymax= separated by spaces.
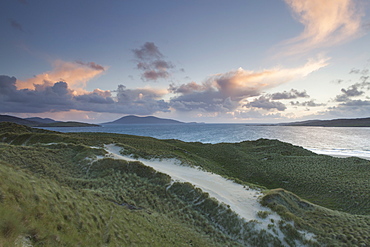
xmin=277 ymin=117 xmax=370 ymax=127
xmin=0 ymin=114 xmax=99 ymax=127
xmin=103 ymin=115 xmax=185 ymax=125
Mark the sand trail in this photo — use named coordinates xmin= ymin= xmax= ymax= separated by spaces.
xmin=104 ymin=144 xmax=268 ymax=222
xmin=103 ymin=144 xmax=316 ymax=244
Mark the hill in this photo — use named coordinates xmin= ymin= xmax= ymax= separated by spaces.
xmin=279 ymin=117 xmax=370 ymax=127
xmin=0 ymin=114 xmax=39 ymax=126
xmin=0 ymin=122 xmax=369 ymax=246
xmin=25 ymin=117 xmax=57 ymax=124
xmin=103 ymin=115 xmax=184 ymax=124
xmin=36 ymin=121 xmax=100 ymax=127
xmin=0 ymin=114 xmax=99 ymax=127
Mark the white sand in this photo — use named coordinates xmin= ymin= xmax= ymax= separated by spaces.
xmin=105 ymin=144 xmax=267 ymax=221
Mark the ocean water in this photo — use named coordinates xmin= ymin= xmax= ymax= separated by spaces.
xmin=40 ymin=124 xmax=370 ymax=159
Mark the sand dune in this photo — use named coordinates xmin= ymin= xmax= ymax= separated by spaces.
xmin=103 ymin=144 xmax=316 ymax=244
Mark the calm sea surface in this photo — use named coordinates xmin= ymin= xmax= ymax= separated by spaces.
xmin=40 ymin=124 xmax=370 ymax=159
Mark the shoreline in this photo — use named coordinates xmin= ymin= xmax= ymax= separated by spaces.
xmin=309 ymin=149 xmax=370 ymax=161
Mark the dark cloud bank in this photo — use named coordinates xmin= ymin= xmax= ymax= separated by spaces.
xmin=0 ymin=75 xmax=169 ymax=115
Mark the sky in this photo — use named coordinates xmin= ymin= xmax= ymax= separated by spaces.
xmin=1 ymin=0 xmax=370 ymax=123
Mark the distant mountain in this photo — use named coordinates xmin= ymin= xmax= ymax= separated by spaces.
xmin=0 ymin=114 xmax=99 ymax=127
xmin=36 ymin=121 xmax=100 ymax=127
xmin=0 ymin=115 xmax=39 ymax=126
xmin=25 ymin=117 xmax=57 ymax=124
xmin=278 ymin=117 xmax=370 ymax=127
xmin=103 ymin=115 xmax=184 ymax=125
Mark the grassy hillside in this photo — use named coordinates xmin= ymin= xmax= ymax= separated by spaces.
xmin=0 ymin=159 xmax=228 ymax=247
xmin=0 ymin=122 xmax=370 ymax=246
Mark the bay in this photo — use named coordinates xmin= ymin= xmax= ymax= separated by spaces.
xmin=40 ymin=124 xmax=370 ymax=159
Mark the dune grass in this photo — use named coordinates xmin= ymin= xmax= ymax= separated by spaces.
xmin=1 ymin=122 xmax=370 ymax=246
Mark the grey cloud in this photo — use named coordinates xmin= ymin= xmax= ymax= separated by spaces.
xmin=331 ymin=79 xmax=344 ymax=84
xmin=9 ymin=19 xmax=23 ymax=31
xmin=233 ymin=110 xmax=284 ymax=119
xmin=0 ymin=75 xmax=17 ymax=93
xmin=168 ymin=68 xmax=275 ymax=113
xmin=152 ymin=60 xmax=173 ymax=70
xmin=245 ymin=96 xmax=286 ymax=111
xmin=142 ymin=70 xmax=170 ymax=81
xmin=169 ymin=77 xmax=247 ymax=112
xmin=133 ymin=42 xmax=162 ymax=60
xmin=170 ymin=90 xmax=237 ymax=112
xmin=169 ymin=59 xmax=327 ymax=113
xmin=340 ymin=99 xmax=370 ymax=107
xmin=290 ymin=100 xmax=325 ymax=107
xmin=113 ymin=85 xmax=170 ymax=114
xmin=335 ymin=80 xmax=370 ymax=102
xmin=319 ymin=99 xmax=370 ymax=119
xmin=269 ymin=89 xmax=309 ymax=100
xmin=169 ymin=82 xmax=209 ymax=95
xmin=360 ymin=76 xmax=370 ymax=85
xmin=0 ymin=75 xmax=169 ymax=115
xmin=75 ymin=91 xmax=114 ymax=104
xmin=335 ymin=94 xmax=350 ymax=102
xmin=349 ymin=68 xmax=369 ymax=75
xmin=76 ymin=61 xmax=105 ymax=71
xmin=0 ymin=76 xmax=73 ymax=113
xmin=340 ymin=87 xmax=363 ymax=97
xmin=133 ymin=42 xmax=174 ymax=81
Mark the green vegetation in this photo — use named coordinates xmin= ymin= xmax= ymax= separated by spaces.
xmin=261 ymin=189 xmax=370 ymax=246
xmin=0 ymin=122 xmax=369 ymax=246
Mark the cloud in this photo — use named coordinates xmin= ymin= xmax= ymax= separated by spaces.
xmin=290 ymin=100 xmax=325 ymax=107
xmin=269 ymin=89 xmax=309 ymax=100
xmin=232 ymin=109 xmax=284 ymax=120
xmin=0 ymin=75 xmax=169 ymax=115
xmin=319 ymin=99 xmax=370 ymax=118
xmin=15 ymin=60 xmax=106 ymax=92
xmin=170 ymin=58 xmax=328 ymax=112
xmin=74 ymin=89 xmax=114 ymax=104
xmin=113 ymin=85 xmax=170 ymax=114
xmin=349 ymin=68 xmax=369 ymax=75
xmin=341 ymin=86 xmax=364 ymax=97
xmin=280 ymin=0 xmax=364 ymax=55
xmin=245 ymin=96 xmax=287 ymax=111
xmin=8 ymin=19 xmax=23 ymax=31
xmin=335 ymin=80 xmax=370 ymax=102
xmin=133 ymin=42 xmax=163 ymax=60
xmin=0 ymin=76 xmax=74 ymax=113
xmin=133 ymin=42 xmax=174 ymax=81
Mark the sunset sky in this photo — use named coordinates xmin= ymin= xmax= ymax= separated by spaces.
xmin=1 ymin=0 xmax=370 ymax=123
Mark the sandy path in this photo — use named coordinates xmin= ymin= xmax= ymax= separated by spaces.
xmin=103 ymin=144 xmax=316 ymax=244
xmin=104 ymin=144 xmax=267 ymax=222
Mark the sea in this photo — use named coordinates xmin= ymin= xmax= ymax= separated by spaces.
xmin=40 ymin=124 xmax=370 ymax=159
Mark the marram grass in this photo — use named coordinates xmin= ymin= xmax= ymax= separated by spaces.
xmin=0 ymin=122 xmax=370 ymax=246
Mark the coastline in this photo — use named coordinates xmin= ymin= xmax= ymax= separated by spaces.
xmin=309 ymin=149 xmax=370 ymax=161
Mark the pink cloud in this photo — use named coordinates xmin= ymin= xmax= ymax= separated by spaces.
xmin=280 ymin=0 xmax=364 ymax=56
xmin=16 ymin=60 xmax=106 ymax=93
xmin=170 ymin=57 xmax=329 ymax=112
